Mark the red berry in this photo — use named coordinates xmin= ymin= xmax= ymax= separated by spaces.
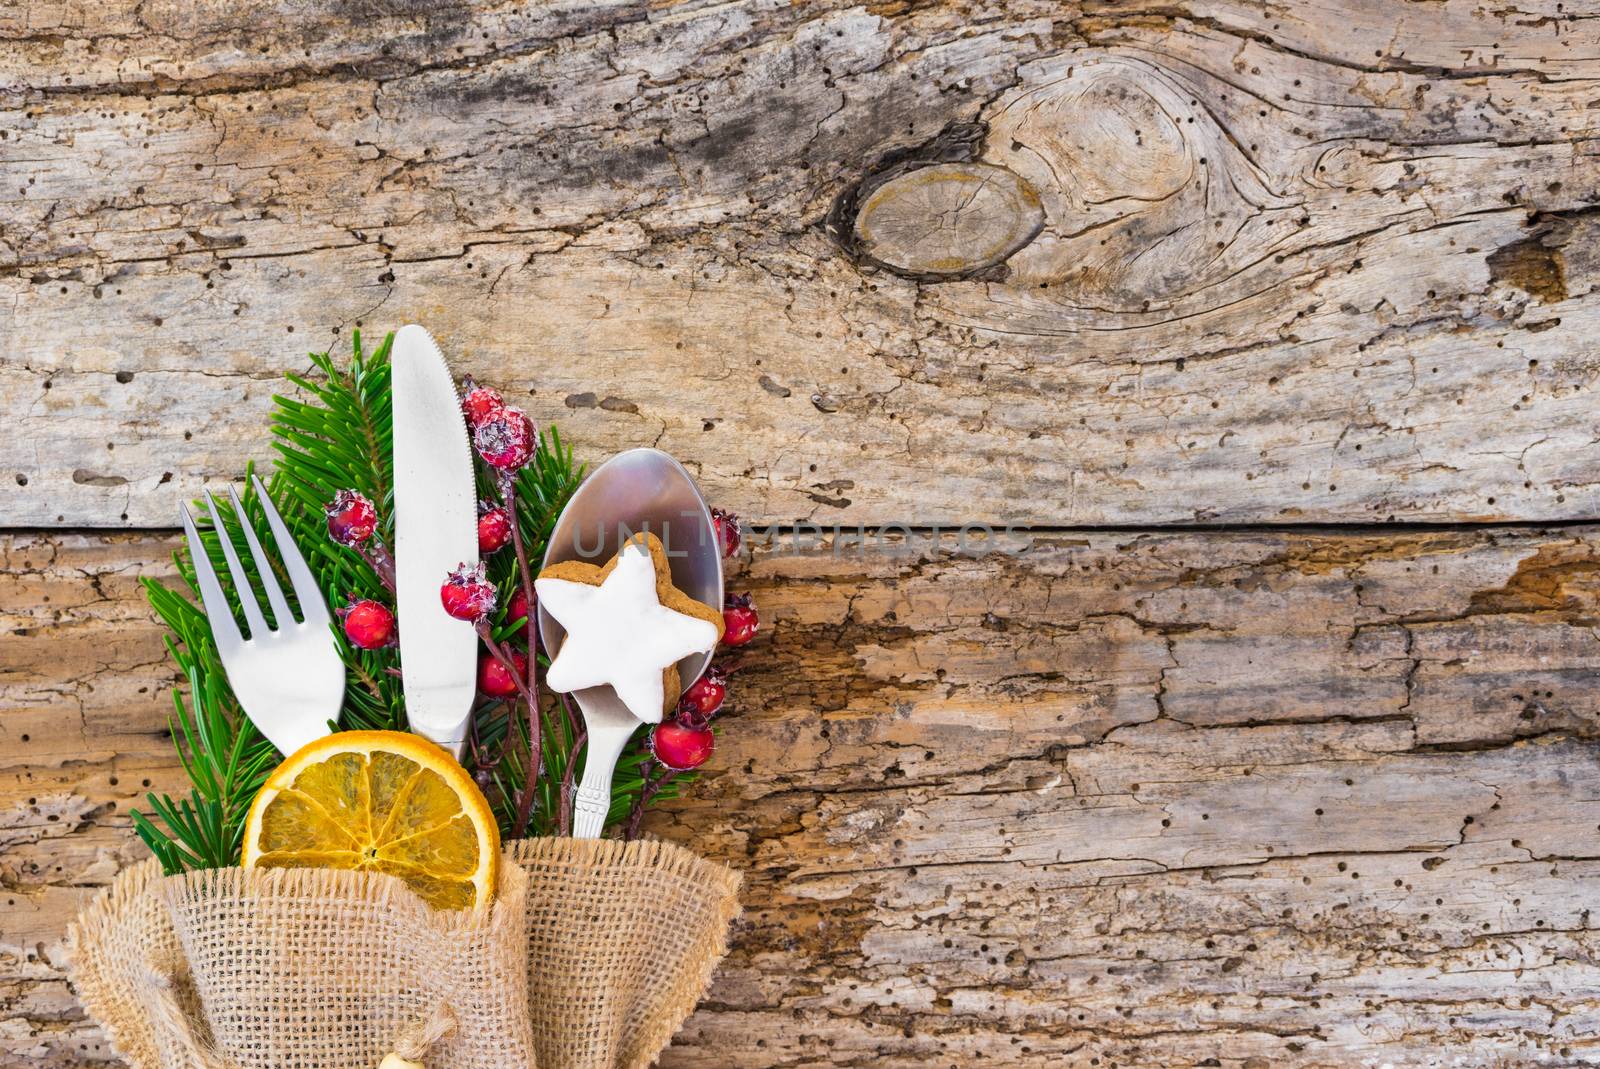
xmin=473 ymin=408 xmax=535 ymax=471
xmin=339 ymin=598 xmax=395 ymax=650
xmin=711 ymin=508 xmax=741 ymax=558
xmin=679 ymin=666 xmax=727 ymax=718
xmin=477 ymin=650 xmax=526 ymax=698
xmin=440 ymin=562 xmax=497 ymax=622
xmin=505 ymin=587 xmax=533 ymax=634
xmin=650 ymin=720 xmax=715 ymax=771
xmin=326 ymin=489 xmax=378 ymax=547
xmin=460 ymin=376 xmax=505 ymax=429
xmin=477 ymin=504 xmax=513 ymax=553
xmin=722 ymin=593 xmax=759 ymax=646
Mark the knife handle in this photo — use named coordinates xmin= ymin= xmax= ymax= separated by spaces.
xmin=572 ymin=718 xmax=638 ymax=839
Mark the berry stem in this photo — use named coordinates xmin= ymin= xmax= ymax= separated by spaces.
xmin=511 ymin=714 xmax=537 ymax=838
xmin=501 ymin=473 xmax=542 ymax=664
xmin=475 ymin=626 xmax=535 ymax=707
xmin=475 ymin=625 xmax=541 ymax=838
xmin=498 ymin=471 xmax=545 ymax=839
xmin=359 ymin=541 xmax=397 ymax=593
xmin=623 ymin=762 xmax=677 ymax=841
xmin=555 ymin=690 xmax=583 ymax=836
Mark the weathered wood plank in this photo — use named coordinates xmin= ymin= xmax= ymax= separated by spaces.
xmin=8 ymin=4 xmax=1600 ymax=1069
xmin=4 ymin=1 xmax=1600 ymax=526
xmin=5 ymin=528 xmax=1599 ymax=1067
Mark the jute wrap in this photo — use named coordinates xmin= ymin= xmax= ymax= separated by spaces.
xmin=67 ymin=838 xmax=742 ymax=1069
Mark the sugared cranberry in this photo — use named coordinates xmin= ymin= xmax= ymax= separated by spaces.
xmin=650 ymin=719 xmax=715 ymax=771
xmin=722 ymin=593 xmax=758 ymax=647
xmin=440 ymin=562 xmax=496 ymax=622
xmin=326 ymin=489 xmax=378 ymax=547
xmin=340 ymin=598 xmax=395 ymax=650
xmin=460 ymin=376 xmax=505 ymax=429
xmin=474 ymin=408 xmax=535 ymax=471
xmin=679 ymin=666 xmax=727 ymax=718
xmin=711 ymin=508 xmax=742 ymax=558
xmin=477 ymin=650 xmax=527 ymax=698
xmin=505 ymin=587 xmax=533 ymax=635
xmin=478 ymin=504 xmax=513 ymax=553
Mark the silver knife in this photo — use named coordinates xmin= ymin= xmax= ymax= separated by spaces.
xmin=392 ymin=324 xmax=479 ymax=758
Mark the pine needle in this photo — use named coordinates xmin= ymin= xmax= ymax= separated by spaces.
xmin=133 ymin=330 xmax=685 ymax=873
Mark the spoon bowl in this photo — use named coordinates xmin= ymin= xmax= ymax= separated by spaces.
xmin=538 ymin=448 xmax=725 ymax=837
xmin=538 ymin=448 xmax=724 ymax=691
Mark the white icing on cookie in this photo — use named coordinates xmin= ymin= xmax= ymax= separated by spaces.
xmin=535 ymin=541 xmax=719 ymax=723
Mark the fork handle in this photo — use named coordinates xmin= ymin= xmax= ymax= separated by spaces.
xmin=572 ymin=720 xmax=638 ymax=839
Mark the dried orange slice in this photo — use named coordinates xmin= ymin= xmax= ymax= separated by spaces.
xmin=241 ymin=730 xmax=498 ymax=910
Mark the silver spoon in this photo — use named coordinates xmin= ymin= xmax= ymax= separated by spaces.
xmin=537 ymin=448 xmax=724 ymax=838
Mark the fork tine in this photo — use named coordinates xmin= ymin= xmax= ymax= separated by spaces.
xmin=180 ymin=503 xmax=245 ymax=654
xmin=227 ymin=483 xmax=294 ymax=627
xmin=251 ymin=474 xmax=331 ymax=627
xmin=204 ymin=488 xmax=269 ymax=638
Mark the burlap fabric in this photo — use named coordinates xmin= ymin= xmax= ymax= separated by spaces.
xmin=65 ymin=858 xmax=202 ymax=1069
xmin=162 ymin=863 xmax=533 ymax=1069
xmin=69 ymin=858 xmax=532 ymax=1069
xmin=67 ymin=839 xmax=741 ymax=1069
xmin=509 ymin=838 xmax=742 ymax=1069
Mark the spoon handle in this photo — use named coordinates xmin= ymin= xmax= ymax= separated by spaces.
xmin=572 ymin=718 xmax=638 ymax=839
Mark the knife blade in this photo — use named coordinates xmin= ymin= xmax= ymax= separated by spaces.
xmin=391 ymin=324 xmax=479 ymax=758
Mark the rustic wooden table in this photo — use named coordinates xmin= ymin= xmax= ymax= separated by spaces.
xmin=5 ymin=1 xmax=1600 ymax=1065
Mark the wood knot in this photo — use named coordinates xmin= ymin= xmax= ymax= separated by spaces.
xmin=828 ymin=122 xmax=1043 ymax=282
xmin=851 ymin=163 xmax=1044 ymax=279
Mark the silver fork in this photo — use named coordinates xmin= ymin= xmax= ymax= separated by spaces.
xmin=179 ymin=474 xmax=345 ymax=757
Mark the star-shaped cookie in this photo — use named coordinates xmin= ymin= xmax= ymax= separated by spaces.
xmin=535 ymin=532 xmax=724 ymax=723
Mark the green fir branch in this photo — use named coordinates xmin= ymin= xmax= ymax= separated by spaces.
xmin=133 ymin=332 xmax=410 ymax=872
xmin=134 ymin=328 xmax=685 ymax=874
